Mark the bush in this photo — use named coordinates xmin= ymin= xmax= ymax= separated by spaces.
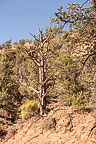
xmin=20 ymin=100 xmax=38 ymax=120
xmin=71 ymin=91 xmax=92 ymax=110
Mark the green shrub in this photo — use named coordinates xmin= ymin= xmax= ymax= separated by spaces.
xmin=71 ymin=91 xmax=92 ymax=110
xmin=20 ymin=100 xmax=38 ymax=120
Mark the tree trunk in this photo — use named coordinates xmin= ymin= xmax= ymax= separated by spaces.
xmin=39 ymin=43 xmax=46 ymax=115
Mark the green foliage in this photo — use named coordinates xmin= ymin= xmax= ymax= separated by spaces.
xmin=57 ymin=50 xmax=92 ymax=110
xmin=4 ymin=39 xmax=12 ymax=49
xmin=0 ymin=43 xmax=39 ymax=122
xmin=51 ymin=0 xmax=96 ymax=110
xmin=57 ymin=51 xmax=78 ymax=105
xmin=52 ymin=0 xmax=96 ymax=29
xmin=20 ymin=100 xmax=38 ymax=120
xmin=71 ymin=91 xmax=92 ymax=110
xmin=0 ymin=0 xmax=95 ymax=124
xmin=15 ymin=44 xmax=38 ymax=99
xmin=0 ymin=48 xmax=23 ymax=121
xmin=19 ymin=39 xmax=25 ymax=45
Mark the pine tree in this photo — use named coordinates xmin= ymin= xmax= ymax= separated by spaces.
xmin=51 ymin=0 xmax=96 ymax=109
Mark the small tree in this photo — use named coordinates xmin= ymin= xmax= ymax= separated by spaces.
xmin=0 ymin=48 xmax=23 ymax=122
xmin=4 ymin=39 xmax=12 ymax=49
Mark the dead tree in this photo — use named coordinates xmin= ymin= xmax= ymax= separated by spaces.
xmin=21 ymin=29 xmax=56 ymax=115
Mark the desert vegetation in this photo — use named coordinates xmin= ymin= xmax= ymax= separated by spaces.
xmin=0 ymin=0 xmax=96 ymax=140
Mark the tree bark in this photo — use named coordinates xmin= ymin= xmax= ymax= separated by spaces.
xmin=39 ymin=40 xmax=46 ymax=115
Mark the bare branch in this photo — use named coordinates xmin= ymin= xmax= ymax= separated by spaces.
xmin=42 ymin=36 xmax=50 ymax=46
xmin=26 ymin=51 xmax=40 ymax=66
xmin=77 ymin=52 xmax=96 ymax=74
xmin=42 ymin=74 xmax=54 ymax=85
xmin=30 ymin=56 xmax=40 ymax=67
xmin=41 ymin=71 xmax=58 ymax=86
xmin=20 ymin=82 xmax=39 ymax=94
xmin=38 ymin=29 xmax=50 ymax=46
xmin=83 ymin=52 xmax=96 ymax=67
xmin=80 ymin=0 xmax=89 ymax=8
xmin=38 ymin=28 xmax=43 ymax=42
xmin=29 ymin=32 xmax=39 ymax=42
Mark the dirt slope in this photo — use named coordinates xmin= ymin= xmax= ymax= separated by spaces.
xmin=1 ymin=109 xmax=96 ymax=144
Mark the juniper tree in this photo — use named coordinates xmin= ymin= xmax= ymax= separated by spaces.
xmin=51 ymin=0 xmax=96 ymax=109
xmin=52 ymin=0 xmax=96 ymax=64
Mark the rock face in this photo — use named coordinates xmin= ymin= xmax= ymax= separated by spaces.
xmin=1 ymin=109 xmax=96 ymax=144
xmin=5 ymin=128 xmax=16 ymax=140
xmin=42 ymin=117 xmax=56 ymax=132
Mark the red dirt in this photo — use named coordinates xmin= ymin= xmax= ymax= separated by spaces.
xmin=1 ymin=109 xmax=96 ymax=144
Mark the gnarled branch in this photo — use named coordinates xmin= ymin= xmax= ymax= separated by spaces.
xmin=83 ymin=52 xmax=96 ymax=67
xmin=20 ymin=82 xmax=39 ymax=94
xmin=80 ymin=0 xmax=89 ymax=8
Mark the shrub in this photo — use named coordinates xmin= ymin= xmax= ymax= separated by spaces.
xmin=20 ymin=100 xmax=38 ymax=120
xmin=71 ymin=91 xmax=92 ymax=110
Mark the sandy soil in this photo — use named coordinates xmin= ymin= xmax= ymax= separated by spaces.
xmin=1 ymin=109 xmax=96 ymax=144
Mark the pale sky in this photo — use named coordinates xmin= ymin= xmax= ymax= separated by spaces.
xmin=0 ymin=0 xmax=90 ymax=44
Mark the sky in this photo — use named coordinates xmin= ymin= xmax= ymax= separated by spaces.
xmin=0 ymin=0 xmax=90 ymax=44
